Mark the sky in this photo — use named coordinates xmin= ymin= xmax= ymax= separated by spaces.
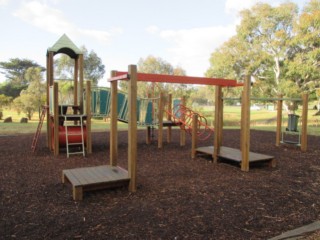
xmin=0 ymin=0 xmax=307 ymax=86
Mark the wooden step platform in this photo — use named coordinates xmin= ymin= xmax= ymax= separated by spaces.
xmin=62 ymin=165 xmax=130 ymax=200
xmin=196 ymin=146 xmax=276 ymax=167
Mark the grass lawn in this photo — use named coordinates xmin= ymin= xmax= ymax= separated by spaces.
xmin=1 ymin=105 xmax=320 ymax=135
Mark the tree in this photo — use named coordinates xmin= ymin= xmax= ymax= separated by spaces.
xmin=83 ymin=47 xmax=105 ymax=85
xmin=13 ymin=67 xmax=46 ymax=120
xmin=54 ymin=46 xmax=105 ymax=86
xmin=0 ymin=83 xmax=25 ymax=99
xmin=206 ymin=2 xmax=299 ymax=97
xmin=0 ymin=58 xmax=45 ymax=85
xmin=123 ymin=55 xmax=189 ymax=98
xmin=286 ymin=0 xmax=320 ymax=94
xmin=0 ymin=94 xmax=12 ymax=120
xmin=0 ymin=94 xmax=12 ymax=106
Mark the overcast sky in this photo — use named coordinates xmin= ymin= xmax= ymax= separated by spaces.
xmin=0 ymin=0 xmax=306 ymax=85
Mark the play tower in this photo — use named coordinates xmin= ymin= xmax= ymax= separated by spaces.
xmin=46 ymin=34 xmax=92 ymax=157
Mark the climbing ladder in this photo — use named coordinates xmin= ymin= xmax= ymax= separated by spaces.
xmin=31 ymin=105 xmax=48 ymax=152
xmin=64 ymin=115 xmax=86 ymax=158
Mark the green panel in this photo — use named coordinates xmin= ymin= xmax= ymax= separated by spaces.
xmin=117 ymin=92 xmax=128 ymax=121
xmin=145 ymin=101 xmax=153 ymax=125
xmin=99 ymin=90 xmax=110 ymax=115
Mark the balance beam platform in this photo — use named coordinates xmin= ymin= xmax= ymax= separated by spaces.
xmin=62 ymin=165 xmax=130 ymax=200
xmin=196 ymin=146 xmax=276 ymax=167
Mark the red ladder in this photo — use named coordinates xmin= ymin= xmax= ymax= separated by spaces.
xmin=31 ymin=105 xmax=48 ymax=152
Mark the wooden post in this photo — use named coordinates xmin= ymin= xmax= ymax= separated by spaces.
xmin=110 ymin=71 xmax=118 ymax=166
xmin=86 ymin=81 xmax=92 ymax=154
xmin=167 ymin=94 xmax=172 ymax=143
xmin=301 ymin=93 xmax=308 ymax=152
xmin=47 ymin=52 xmax=54 ymax=149
xmin=218 ymin=91 xmax=224 ymax=149
xmin=128 ymin=65 xmax=137 ymax=192
xmin=191 ymin=114 xmax=198 ymax=159
xmin=79 ymin=54 xmax=84 ymax=114
xmin=53 ymin=82 xmax=59 ymax=156
xmin=241 ymin=75 xmax=251 ymax=172
xmin=158 ymin=92 xmax=164 ymax=149
xmin=180 ymin=96 xmax=186 ymax=146
xmin=275 ymin=94 xmax=283 ymax=147
xmin=213 ymin=86 xmax=222 ymax=163
xmin=74 ymin=57 xmax=79 ymax=108
xmin=240 ymin=90 xmax=245 ymax=152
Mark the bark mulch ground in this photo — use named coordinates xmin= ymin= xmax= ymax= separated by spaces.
xmin=1 ymin=129 xmax=320 ymax=239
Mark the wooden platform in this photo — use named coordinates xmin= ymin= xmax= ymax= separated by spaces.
xmin=62 ymin=165 xmax=130 ymax=200
xmin=196 ymin=146 xmax=276 ymax=167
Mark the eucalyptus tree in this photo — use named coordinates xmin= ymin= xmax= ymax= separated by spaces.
xmin=207 ymin=2 xmax=299 ymax=98
xmin=286 ymin=0 xmax=320 ymax=93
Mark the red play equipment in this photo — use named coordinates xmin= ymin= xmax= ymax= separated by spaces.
xmin=166 ymin=103 xmax=214 ymax=141
xmin=51 ymin=123 xmax=87 ymax=149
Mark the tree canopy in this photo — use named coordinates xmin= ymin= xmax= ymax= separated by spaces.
xmin=119 ymin=55 xmax=190 ymax=98
xmin=0 ymin=58 xmax=45 ymax=86
xmin=13 ymin=67 xmax=46 ymax=120
xmin=206 ymin=0 xmax=319 ymax=99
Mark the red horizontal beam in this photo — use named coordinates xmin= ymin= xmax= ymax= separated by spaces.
xmin=110 ymin=71 xmax=242 ymax=87
xmin=108 ymin=73 xmax=129 ymax=82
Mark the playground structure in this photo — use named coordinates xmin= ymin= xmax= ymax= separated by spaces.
xmin=40 ymin=35 xmax=309 ymax=200
xmin=44 ymin=34 xmax=92 ymax=157
xmin=35 ymin=34 xmax=214 ymax=158
xmin=62 ymin=64 xmax=243 ymax=200
xmin=193 ymin=78 xmax=308 ymax=171
xmin=61 ymin=64 xmax=309 ymax=200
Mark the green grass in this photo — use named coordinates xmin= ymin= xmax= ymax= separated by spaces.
xmin=1 ymin=106 xmax=320 ymax=136
xmin=0 ymin=109 xmax=128 ymax=135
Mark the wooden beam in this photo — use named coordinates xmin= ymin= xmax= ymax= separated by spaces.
xmin=128 ymin=65 xmax=137 ymax=192
xmin=180 ymin=96 xmax=186 ymax=146
xmin=191 ymin=114 xmax=198 ymax=159
xmin=110 ymin=71 xmax=118 ymax=166
xmin=301 ymin=93 xmax=308 ymax=152
xmin=275 ymin=94 xmax=283 ymax=147
xmin=46 ymin=52 xmax=54 ymax=149
xmin=112 ymin=71 xmax=242 ymax=87
xmin=218 ymin=91 xmax=224 ymax=150
xmin=74 ymin=57 xmax=79 ymax=107
xmin=86 ymin=81 xmax=92 ymax=154
xmin=53 ymin=82 xmax=59 ymax=156
xmin=79 ymin=54 xmax=84 ymax=114
xmin=241 ymin=75 xmax=251 ymax=172
xmin=213 ymin=86 xmax=222 ymax=163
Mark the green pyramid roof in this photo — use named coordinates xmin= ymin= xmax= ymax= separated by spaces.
xmin=47 ymin=34 xmax=82 ymax=58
